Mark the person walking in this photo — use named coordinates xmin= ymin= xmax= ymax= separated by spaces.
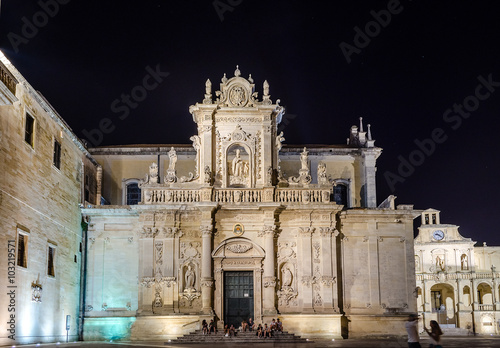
xmin=405 ymin=313 xmax=421 ymax=348
xmin=424 ymin=320 xmax=443 ymax=348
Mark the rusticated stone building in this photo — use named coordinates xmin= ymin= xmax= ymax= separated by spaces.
xmin=81 ymin=67 xmax=420 ymax=340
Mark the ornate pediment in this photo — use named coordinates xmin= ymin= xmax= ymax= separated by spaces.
xmin=212 ymin=237 xmax=265 ymax=258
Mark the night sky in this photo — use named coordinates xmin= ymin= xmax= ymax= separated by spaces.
xmin=2 ymin=1 xmax=500 ymax=245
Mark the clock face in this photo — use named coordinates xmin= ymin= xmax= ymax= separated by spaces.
xmin=433 ymin=230 xmax=444 ymax=241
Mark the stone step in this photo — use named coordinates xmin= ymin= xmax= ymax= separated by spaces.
xmin=169 ymin=329 xmax=310 ymax=344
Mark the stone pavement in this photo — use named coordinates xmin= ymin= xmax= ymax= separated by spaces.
xmin=3 ymin=337 xmax=500 ymax=348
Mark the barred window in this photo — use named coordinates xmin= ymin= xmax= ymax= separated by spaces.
xmin=53 ymin=140 xmax=61 ymax=169
xmin=47 ymin=246 xmax=55 ymax=277
xmin=17 ymin=233 xmax=28 ymax=268
xmin=25 ymin=113 xmax=35 ymax=147
xmin=126 ymin=183 xmax=141 ymax=205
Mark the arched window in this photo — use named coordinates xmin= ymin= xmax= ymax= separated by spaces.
xmin=122 ymin=179 xmax=141 ymax=205
xmin=332 ymin=184 xmax=348 ymax=206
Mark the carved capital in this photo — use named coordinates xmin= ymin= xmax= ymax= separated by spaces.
xmin=142 ymin=226 xmax=159 ymax=238
xmin=162 ymin=227 xmax=183 ymax=238
xmin=301 ymin=276 xmax=313 ymax=287
xmin=200 ymin=225 xmax=213 ymax=236
xmin=140 ymin=277 xmax=155 ymax=288
xmin=319 ymin=227 xmax=336 ymax=237
xmin=321 ymin=276 xmax=336 ymax=287
xmin=160 ymin=276 xmax=176 ymax=287
xmin=201 ymin=278 xmax=214 ymax=288
xmin=298 ymin=227 xmax=315 ymax=236
xmin=263 ymin=276 xmax=276 ymax=288
xmin=259 ymin=225 xmax=276 ymax=237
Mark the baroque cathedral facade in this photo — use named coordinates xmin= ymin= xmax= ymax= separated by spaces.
xmin=1 ymin=52 xmax=498 ymax=344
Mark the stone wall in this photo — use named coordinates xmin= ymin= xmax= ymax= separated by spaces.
xmin=0 ymin=55 xmax=98 ymax=345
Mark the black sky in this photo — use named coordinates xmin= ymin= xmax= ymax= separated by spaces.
xmin=2 ymin=0 xmax=500 ymax=245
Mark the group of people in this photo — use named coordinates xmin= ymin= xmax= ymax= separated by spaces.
xmin=405 ymin=313 xmax=443 ymax=348
xmin=255 ymin=318 xmax=283 ymax=338
xmin=201 ymin=318 xmax=283 ymax=338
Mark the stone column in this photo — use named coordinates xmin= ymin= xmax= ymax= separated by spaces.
xmin=320 ymin=227 xmax=338 ymax=312
xmin=299 ymin=227 xmax=314 ymax=313
xmin=362 ymin=151 xmax=378 ymax=208
xmin=201 ymin=225 xmax=214 ymax=314
xmin=262 ymin=225 xmax=277 ymax=315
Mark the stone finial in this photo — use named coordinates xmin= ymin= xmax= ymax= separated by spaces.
xmin=203 ymin=79 xmax=212 ymax=104
xmin=234 ymin=65 xmax=241 ymax=77
xmin=367 ymin=124 xmax=372 ymax=141
xmin=221 ymin=73 xmax=227 ymax=83
xmin=248 ymin=74 xmax=254 ymax=83
xmin=359 ymin=117 xmax=364 ymax=133
xmin=263 ymin=80 xmax=269 ymax=96
xmin=205 ymin=79 xmax=211 ymax=94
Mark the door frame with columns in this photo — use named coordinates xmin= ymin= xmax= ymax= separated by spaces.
xmin=212 ymin=237 xmax=266 ymax=327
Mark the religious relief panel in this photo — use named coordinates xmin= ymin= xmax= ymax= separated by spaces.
xmin=278 ymin=262 xmax=298 ymax=308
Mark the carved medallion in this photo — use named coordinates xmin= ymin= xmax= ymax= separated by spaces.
xmin=233 ymin=223 xmax=244 ymax=236
xmin=228 ymin=85 xmax=248 ymax=106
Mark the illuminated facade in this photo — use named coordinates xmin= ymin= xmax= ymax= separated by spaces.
xmin=81 ymin=67 xmax=419 ymax=340
xmin=415 ymin=209 xmax=500 ymax=335
xmin=0 ymin=52 xmax=99 ymax=345
xmin=9 ymin=55 xmax=496 ymax=343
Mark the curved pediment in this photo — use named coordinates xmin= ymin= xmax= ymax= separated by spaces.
xmin=212 ymin=237 xmax=265 ymax=258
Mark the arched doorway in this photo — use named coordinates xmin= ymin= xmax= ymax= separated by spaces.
xmin=430 ymin=283 xmax=456 ymax=327
xmin=212 ymin=238 xmax=265 ymax=328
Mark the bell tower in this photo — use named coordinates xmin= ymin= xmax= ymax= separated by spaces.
xmin=189 ymin=66 xmax=285 ymax=188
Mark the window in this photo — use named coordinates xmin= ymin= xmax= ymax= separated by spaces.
xmin=53 ymin=140 xmax=61 ymax=169
xmin=424 ymin=214 xmax=430 ymax=224
xmin=332 ymin=184 xmax=348 ymax=206
xmin=84 ymin=174 xmax=90 ymax=202
xmin=25 ymin=113 xmax=35 ymax=147
xmin=126 ymin=183 xmax=141 ymax=205
xmin=47 ymin=246 xmax=55 ymax=277
xmin=17 ymin=232 xmax=28 ymax=268
xmin=432 ymin=213 xmax=437 ymax=224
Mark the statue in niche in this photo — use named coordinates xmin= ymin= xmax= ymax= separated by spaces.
xmin=461 ymin=254 xmax=469 ymax=270
xmin=229 ymin=148 xmax=249 ymax=186
xmin=232 ymin=149 xmax=244 ymax=177
xmin=282 ymin=266 xmax=293 ymax=289
xmin=184 ymin=265 xmax=196 ymax=291
xmin=436 ymin=256 xmax=445 ymax=271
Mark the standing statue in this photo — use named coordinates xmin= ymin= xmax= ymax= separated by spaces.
xmin=168 ymin=147 xmax=177 ymax=171
xmin=185 ymin=265 xmax=195 ymax=291
xmin=282 ymin=266 xmax=293 ymax=289
xmin=300 ymin=147 xmax=309 ymax=171
xmin=461 ymin=254 xmax=469 ymax=270
xmin=232 ymin=149 xmax=243 ymax=177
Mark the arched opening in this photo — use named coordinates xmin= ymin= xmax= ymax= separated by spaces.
xmin=463 ymin=285 xmax=471 ymax=307
xmin=430 ymin=283 xmax=456 ymax=326
xmin=331 ymin=183 xmax=348 ymax=206
xmin=416 ymin=287 xmax=423 ymax=312
xmin=460 ymin=254 xmax=469 ymax=270
xmin=226 ymin=144 xmax=251 ymax=188
xmin=123 ymin=179 xmax=141 ymax=205
xmin=477 ymin=283 xmax=493 ymax=310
